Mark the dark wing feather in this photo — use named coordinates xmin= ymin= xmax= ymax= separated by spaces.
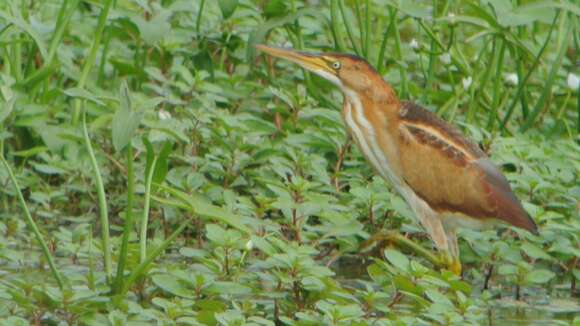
xmin=398 ymin=101 xmax=537 ymax=233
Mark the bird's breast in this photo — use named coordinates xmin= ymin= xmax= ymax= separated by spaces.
xmin=341 ymin=91 xmax=405 ymax=192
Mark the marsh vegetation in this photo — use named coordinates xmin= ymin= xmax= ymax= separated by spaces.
xmin=0 ymin=0 xmax=578 ymax=324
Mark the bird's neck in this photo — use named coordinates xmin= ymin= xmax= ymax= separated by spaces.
xmin=342 ymin=80 xmax=400 ymax=111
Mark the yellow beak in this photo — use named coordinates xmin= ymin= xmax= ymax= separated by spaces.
xmin=255 ymin=44 xmax=334 ymax=76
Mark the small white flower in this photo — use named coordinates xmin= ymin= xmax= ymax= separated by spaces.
xmin=462 ymin=76 xmax=472 ymax=90
xmin=567 ymin=73 xmax=579 ymax=90
xmin=448 ymin=12 xmax=456 ymax=24
xmin=158 ymin=109 xmax=171 ymax=120
xmin=245 ymin=240 xmax=253 ymax=251
xmin=439 ymin=53 xmax=451 ymax=65
xmin=504 ymin=73 xmax=518 ymax=86
xmin=409 ymin=38 xmax=419 ymax=50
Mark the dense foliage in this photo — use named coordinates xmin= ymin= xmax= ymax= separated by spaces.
xmin=0 ymin=0 xmax=578 ymax=324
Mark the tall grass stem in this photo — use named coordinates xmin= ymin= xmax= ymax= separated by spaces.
xmin=82 ymin=109 xmax=112 ymax=283
xmin=140 ymin=157 xmax=157 ymax=263
xmin=121 ymin=220 xmax=190 ymax=296
xmin=521 ymin=12 xmax=571 ymax=132
xmin=72 ymin=0 xmax=112 ymax=125
xmin=0 ymin=155 xmax=64 ymax=289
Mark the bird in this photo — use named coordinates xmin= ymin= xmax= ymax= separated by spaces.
xmin=255 ymin=44 xmax=538 ymax=275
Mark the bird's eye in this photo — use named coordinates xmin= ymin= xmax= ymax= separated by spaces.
xmin=332 ymin=61 xmax=341 ymax=69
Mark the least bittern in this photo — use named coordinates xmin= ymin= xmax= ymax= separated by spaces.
xmin=257 ymin=45 xmax=538 ymax=275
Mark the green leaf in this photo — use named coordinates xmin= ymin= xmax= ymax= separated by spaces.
xmin=0 ymin=98 xmax=15 ymax=124
xmin=246 ymin=8 xmax=324 ymax=61
xmin=205 ymin=282 xmax=252 ymax=295
xmin=521 ymin=243 xmax=552 ymax=260
xmin=497 ymin=6 xmax=555 ymax=26
xmin=0 ymin=10 xmax=47 ymax=59
xmin=498 ymin=265 xmax=517 ymax=276
xmin=153 ymin=142 xmax=172 ymax=187
xmin=112 ymin=82 xmax=143 ymax=152
xmin=152 ymin=274 xmax=194 ymax=298
xmin=525 ymin=269 xmax=555 ymax=284
xmin=384 ymin=249 xmax=410 ymax=272
xmin=206 ymin=224 xmax=227 ymax=246
xmin=131 ymin=11 xmax=172 ymax=45
xmin=12 ymin=146 xmax=48 ymax=158
xmin=158 ymin=184 xmax=251 ymax=234
xmin=63 ymin=88 xmax=105 ymax=106
xmin=425 ymin=289 xmax=453 ymax=306
xmin=218 ymin=0 xmax=238 ymax=19
xmin=263 ymin=0 xmax=288 ymax=18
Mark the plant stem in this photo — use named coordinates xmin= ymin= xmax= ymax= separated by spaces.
xmin=72 ymin=0 xmax=112 ymax=125
xmin=364 ymin=0 xmax=371 ymax=59
xmin=114 ymin=144 xmax=135 ymax=293
xmin=390 ymin=8 xmax=407 ymax=99
xmin=486 ymin=37 xmax=506 ymax=131
xmin=121 ymin=220 xmax=190 ymax=296
xmin=354 ymin=1 xmax=364 ymax=56
xmin=140 ymin=156 xmax=157 ymax=263
xmin=87 ymin=225 xmax=95 ymax=290
xmin=521 ymin=12 xmax=571 ymax=132
xmin=338 ymin=0 xmax=361 ymax=55
xmin=362 ymin=231 xmax=442 ymax=267
xmin=377 ymin=13 xmax=394 ymax=73
xmin=82 ymin=109 xmax=112 ymax=283
xmin=330 ymin=0 xmax=346 ymax=51
xmin=0 ymin=155 xmax=65 ymax=289
xmin=500 ymin=12 xmax=559 ymax=130
xmin=196 ymin=0 xmax=206 ymax=36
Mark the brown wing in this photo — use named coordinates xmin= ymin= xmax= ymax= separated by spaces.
xmin=398 ymin=102 xmax=538 ymax=234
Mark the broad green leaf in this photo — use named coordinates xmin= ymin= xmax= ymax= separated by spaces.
xmin=246 ymin=8 xmax=324 ymax=61
xmin=425 ymin=289 xmax=453 ymax=306
xmin=32 ymin=163 xmax=66 ymax=175
xmin=526 ymin=269 xmax=555 ymax=284
xmin=497 ymin=6 xmax=555 ymax=26
xmin=521 ymin=243 xmax=552 ymax=260
xmin=206 ymin=224 xmax=227 ymax=246
xmin=12 ymin=146 xmax=48 ymax=158
xmin=497 ymin=265 xmax=517 ymax=276
xmin=130 ymin=11 xmax=172 ymax=45
xmin=63 ymin=88 xmax=105 ymax=106
xmin=218 ymin=0 xmax=239 ymax=19
xmin=263 ymin=0 xmax=288 ymax=18
xmin=0 ymin=98 xmax=15 ymax=123
xmin=112 ymin=82 xmax=143 ymax=152
xmin=385 ymin=249 xmax=410 ymax=272
xmin=158 ymin=184 xmax=251 ymax=234
xmin=0 ymin=11 xmax=47 ymax=59
xmin=151 ymin=274 xmax=194 ymax=298
xmin=205 ymin=282 xmax=252 ymax=295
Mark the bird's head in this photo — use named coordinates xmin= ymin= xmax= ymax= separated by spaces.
xmin=256 ymin=45 xmax=384 ymax=96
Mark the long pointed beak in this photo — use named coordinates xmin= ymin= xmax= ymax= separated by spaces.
xmin=255 ymin=44 xmax=334 ymax=76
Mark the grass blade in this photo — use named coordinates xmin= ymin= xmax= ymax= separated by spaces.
xmin=139 ymin=156 xmax=157 ymax=263
xmin=113 ymin=144 xmax=135 ymax=293
xmin=501 ymin=12 xmax=560 ymax=130
xmin=521 ymin=12 xmax=571 ymax=131
xmin=0 ymin=155 xmax=64 ymax=289
xmin=82 ymin=109 xmax=112 ymax=283
xmin=120 ymin=220 xmax=190 ymax=296
xmin=330 ymin=0 xmax=346 ymax=51
xmin=337 ymin=0 xmax=361 ymax=55
xmin=72 ymin=0 xmax=113 ymax=124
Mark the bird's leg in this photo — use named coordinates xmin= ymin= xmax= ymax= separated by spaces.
xmin=360 ymin=230 xmax=444 ymax=269
xmin=444 ymin=228 xmax=462 ymax=276
xmin=417 ymin=211 xmax=462 ymax=275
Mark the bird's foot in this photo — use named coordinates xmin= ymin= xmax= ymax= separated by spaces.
xmin=440 ymin=252 xmax=462 ymax=276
